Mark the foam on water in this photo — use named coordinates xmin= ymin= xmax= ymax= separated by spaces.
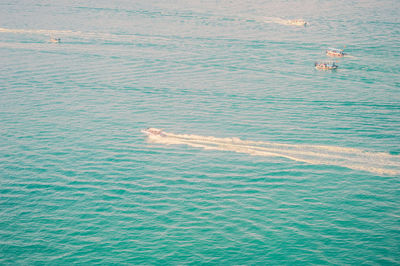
xmin=146 ymin=130 xmax=400 ymax=176
xmin=0 ymin=27 xmax=86 ymax=37
xmin=0 ymin=27 xmax=159 ymax=43
xmin=257 ymin=17 xmax=308 ymax=26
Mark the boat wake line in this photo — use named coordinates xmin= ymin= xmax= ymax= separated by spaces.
xmin=0 ymin=27 xmax=86 ymax=37
xmin=261 ymin=17 xmax=308 ymax=26
xmin=144 ymin=129 xmax=400 ymax=176
xmin=0 ymin=27 xmax=147 ymax=42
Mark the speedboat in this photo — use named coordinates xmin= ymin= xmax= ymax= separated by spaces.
xmin=287 ymin=19 xmax=307 ymax=26
xmin=326 ymin=48 xmax=345 ymax=57
xmin=315 ymin=62 xmax=338 ymax=70
xmin=141 ymin=128 xmax=166 ymax=137
xmin=50 ymin=37 xmax=61 ymax=43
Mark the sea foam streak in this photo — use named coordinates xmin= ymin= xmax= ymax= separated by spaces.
xmin=0 ymin=27 xmax=137 ymax=41
xmin=262 ymin=17 xmax=308 ymax=26
xmin=0 ymin=27 xmax=84 ymax=36
xmin=145 ymin=130 xmax=400 ymax=176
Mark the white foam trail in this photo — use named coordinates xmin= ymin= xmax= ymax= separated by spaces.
xmin=0 ymin=27 xmax=142 ymax=42
xmin=266 ymin=17 xmax=290 ymax=25
xmin=145 ymin=130 xmax=400 ymax=176
xmin=262 ymin=17 xmax=308 ymax=26
xmin=0 ymin=27 xmax=85 ymax=36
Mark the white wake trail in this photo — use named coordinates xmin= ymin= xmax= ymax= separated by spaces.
xmin=0 ymin=27 xmax=85 ymax=37
xmin=146 ymin=130 xmax=400 ymax=176
xmin=261 ymin=17 xmax=308 ymax=26
xmin=0 ymin=27 xmax=142 ymax=42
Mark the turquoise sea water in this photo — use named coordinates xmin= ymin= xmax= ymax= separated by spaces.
xmin=1 ymin=0 xmax=400 ymax=264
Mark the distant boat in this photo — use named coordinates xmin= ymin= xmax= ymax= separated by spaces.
xmin=315 ymin=62 xmax=338 ymax=70
xmin=49 ymin=37 xmax=61 ymax=43
xmin=326 ymin=48 xmax=345 ymax=57
xmin=287 ymin=19 xmax=307 ymax=26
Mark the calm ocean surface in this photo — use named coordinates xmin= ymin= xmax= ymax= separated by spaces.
xmin=1 ymin=0 xmax=400 ymax=264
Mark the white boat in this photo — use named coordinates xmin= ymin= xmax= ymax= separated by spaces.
xmin=315 ymin=62 xmax=338 ymax=70
xmin=49 ymin=37 xmax=61 ymax=43
xmin=141 ymin=128 xmax=166 ymax=137
xmin=326 ymin=48 xmax=345 ymax=57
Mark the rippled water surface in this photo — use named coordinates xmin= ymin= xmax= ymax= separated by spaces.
xmin=1 ymin=0 xmax=400 ymax=264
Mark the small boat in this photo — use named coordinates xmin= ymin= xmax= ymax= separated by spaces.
xmin=326 ymin=48 xmax=345 ymax=57
xmin=50 ymin=37 xmax=61 ymax=43
xmin=287 ymin=19 xmax=307 ymax=26
xmin=141 ymin=128 xmax=166 ymax=137
xmin=315 ymin=62 xmax=338 ymax=70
